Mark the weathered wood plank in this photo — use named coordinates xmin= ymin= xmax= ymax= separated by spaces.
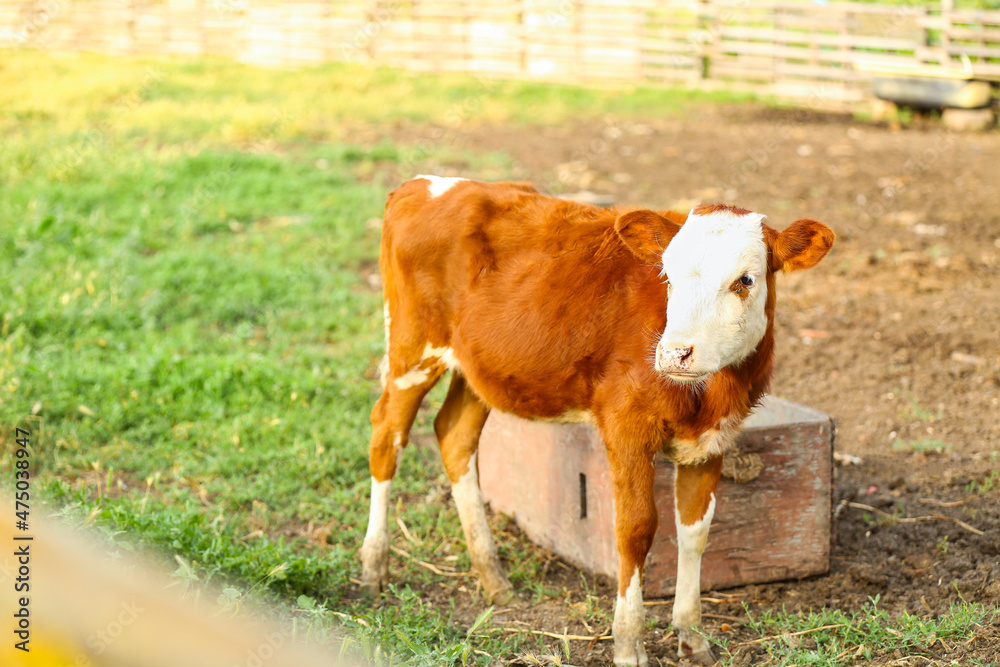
xmin=479 ymin=396 xmax=833 ymax=595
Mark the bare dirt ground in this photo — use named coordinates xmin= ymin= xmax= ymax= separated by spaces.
xmin=358 ymin=104 xmax=1000 ymax=665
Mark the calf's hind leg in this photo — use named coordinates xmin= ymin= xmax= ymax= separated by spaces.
xmin=434 ymin=373 xmax=515 ymax=604
xmin=360 ymin=368 xmax=444 ymax=595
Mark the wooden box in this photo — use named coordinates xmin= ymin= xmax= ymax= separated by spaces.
xmin=478 ymin=396 xmax=833 ymax=596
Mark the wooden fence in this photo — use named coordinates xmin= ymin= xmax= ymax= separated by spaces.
xmin=2 ymin=0 xmax=1000 ymax=109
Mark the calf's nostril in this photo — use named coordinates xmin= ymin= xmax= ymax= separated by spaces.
xmin=679 ymin=346 xmax=694 ymax=363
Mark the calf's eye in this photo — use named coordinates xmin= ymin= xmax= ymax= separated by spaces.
xmin=739 ymin=274 xmax=754 ymax=287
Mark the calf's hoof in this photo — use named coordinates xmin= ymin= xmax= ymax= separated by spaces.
xmin=679 ymin=643 xmax=717 ymax=666
xmin=479 ymin=568 xmax=520 ymax=606
xmin=613 ymin=641 xmax=648 ymax=667
xmin=360 ymin=539 xmax=389 ymax=596
xmin=360 ymin=572 xmax=387 ymax=597
xmin=486 ymin=585 xmax=524 ymax=608
xmin=676 ymin=629 xmax=717 ymax=665
xmin=359 ymin=562 xmax=388 ymax=596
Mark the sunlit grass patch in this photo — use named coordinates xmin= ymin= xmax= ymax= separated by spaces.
xmin=0 ymin=55 xmax=541 ymax=658
xmin=1 ymin=50 xmax=754 ymax=147
xmin=727 ymin=596 xmax=999 ymax=666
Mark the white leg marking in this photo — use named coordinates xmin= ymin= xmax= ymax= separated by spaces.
xmin=451 ymin=452 xmax=495 ymax=569
xmin=361 ymin=478 xmax=392 ymax=590
xmin=673 ymin=492 xmax=716 ymax=657
xmin=364 ymin=478 xmax=392 ymax=545
xmin=392 ymin=342 xmax=460 ymax=390
xmin=416 ymin=174 xmax=468 ymax=199
xmin=613 ymin=566 xmax=648 ymax=667
xmin=378 ymin=356 xmax=389 ymax=388
xmin=393 ymin=367 xmax=431 ymax=390
xmin=421 ymin=342 xmax=460 ymax=371
xmin=450 ymin=452 xmax=511 ymax=599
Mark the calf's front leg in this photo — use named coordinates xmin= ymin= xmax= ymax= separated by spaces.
xmin=672 ymin=456 xmax=723 ymax=665
xmin=607 ymin=448 xmax=658 ymax=667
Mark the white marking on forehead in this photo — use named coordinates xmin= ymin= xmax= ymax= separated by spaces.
xmin=687 ymin=207 xmax=765 ymax=231
xmin=662 ymin=208 xmax=767 ymax=275
xmin=416 ymin=174 xmax=468 ymax=198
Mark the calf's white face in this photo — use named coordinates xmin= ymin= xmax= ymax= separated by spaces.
xmin=613 ymin=204 xmax=835 ymax=385
xmin=656 ymin=207 xmax=769 ymax=382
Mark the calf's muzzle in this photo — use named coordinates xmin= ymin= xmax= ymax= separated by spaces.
xmin=655 ymin=343 xmax=695 ymax=375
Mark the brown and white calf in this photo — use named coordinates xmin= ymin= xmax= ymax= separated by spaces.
xmin=361 ymin=176 xmax=834 ymax=665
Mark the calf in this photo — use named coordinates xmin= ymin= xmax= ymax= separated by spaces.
xmin=361 ymin=176 xmax=834 ymax=665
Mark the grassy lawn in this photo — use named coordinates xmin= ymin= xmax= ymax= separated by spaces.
xmin=1 ymin=51 xmax=995 ymax=665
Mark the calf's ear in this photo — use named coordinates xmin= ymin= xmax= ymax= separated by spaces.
xmin=768 ymin=218 xmax=835 ymax=272
xmin=614 ymin=210 xmax=681 ymax=265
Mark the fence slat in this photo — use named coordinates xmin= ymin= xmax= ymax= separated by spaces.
xmin=3 ymin=0 xmax=998 ymax=108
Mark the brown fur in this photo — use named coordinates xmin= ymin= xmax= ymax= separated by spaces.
xmin=691 ymin=203 xmax=754 ymax=217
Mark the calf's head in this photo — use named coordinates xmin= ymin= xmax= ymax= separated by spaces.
xmin=615 ymin=204 xmax=834 ymax=383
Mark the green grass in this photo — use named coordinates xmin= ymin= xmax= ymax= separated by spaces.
xmin=892 ymin=438 xmax=949 ymax=453
xmin=1 ymin=51 xmax=995 ymax=665
xmin=894 ymin=387 xmax=943 ymax=423
xmin=966 ymin=470 xmax=1000 ymax=495
xmin=0 ymin=50 xmax=543 ymax=664
xmin=0 ymin=50 xmax=754 ymax=150
xmin=731 ymin=596 xmax=998 ymax=666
